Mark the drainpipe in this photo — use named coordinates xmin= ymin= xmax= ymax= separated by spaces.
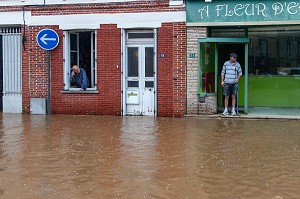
xmin=22 ymin=0 xmax=47 ymax=50
xmin=22 ymin=0 xmax=50 ymax=114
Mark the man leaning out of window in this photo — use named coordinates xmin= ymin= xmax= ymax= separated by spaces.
xmin=70 ymin=65 xmax=90 ymax=91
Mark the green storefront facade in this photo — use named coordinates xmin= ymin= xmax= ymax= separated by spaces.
xmin=186 ymin=0 xmax=300 ymax=115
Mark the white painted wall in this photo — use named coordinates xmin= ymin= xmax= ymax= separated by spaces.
xmin=36 ymin=12 xmax=185 ymax=29
xmin=0 ymin=11 xmax=31 ymax=25
xmin=0 ymin=11 xmax=185 ymax=29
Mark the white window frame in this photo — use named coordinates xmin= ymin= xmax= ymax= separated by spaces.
xmin=63 ymin=30 xmax=97 ymax=91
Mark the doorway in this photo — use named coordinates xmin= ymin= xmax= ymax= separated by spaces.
xmin=198 ymin=38 xmax=249 ymax=113
xmin=217 ymin=43 xmax=245 ymax=112
xmin=123 ymin=30 xmax=156 ymax=116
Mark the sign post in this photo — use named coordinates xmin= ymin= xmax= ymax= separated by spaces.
xmin=36 ymin=28 xmax=59 ymax=114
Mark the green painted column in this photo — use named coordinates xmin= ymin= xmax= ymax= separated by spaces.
xmin=244 ymin=43 xmax=248 ymax=113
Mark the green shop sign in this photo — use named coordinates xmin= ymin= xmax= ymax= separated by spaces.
xmin=187 ymin=0 xmax=300 ymax=23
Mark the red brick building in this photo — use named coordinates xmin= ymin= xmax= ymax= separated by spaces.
xmin=0 ymin=0 xmax=186 ymax=117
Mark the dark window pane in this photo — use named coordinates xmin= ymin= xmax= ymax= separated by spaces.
xmin=128 ymin=47 xmax=139 ymax=77
xmin=70 ymin=34 xmax=77 ymax=51
xmin=210 ymin=28 xmax=245 ymax=38
xmin=210 ymin=26 xmax=300 ymax=76
xmin=128 ymin=33 xmax=154 ymax=39
xmin=128 ymin=81 xmax=139 ymax=87
xmin=247 ymin=26 xmax=300 ymax=76
xmin=145 ymin=81 xmax=154 ymax=88
xmin=70 ymin=52 xmax=77 ymax=66
xmin=145 ymin=47 xmax=154 ymax=77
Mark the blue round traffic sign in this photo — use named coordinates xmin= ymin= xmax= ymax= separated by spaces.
xmin=36 ymin=29 xmax=59 ymax=51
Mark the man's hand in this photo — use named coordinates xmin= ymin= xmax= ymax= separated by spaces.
xmin=71 ymin=70 xmax=75 ymax=80
xmin=221 ymin=81 xmax=224 ymax=87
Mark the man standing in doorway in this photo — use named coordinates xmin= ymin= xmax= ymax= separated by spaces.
xmin=221 ymin=53 xmax=242 ymax=116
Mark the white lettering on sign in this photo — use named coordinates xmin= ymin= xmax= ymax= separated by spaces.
xmin=198 ymin=6 xmax=209 ymax=18
xmin=215 ymin=3 xmax=266 ymax=17
xmin=197 ymin=1 xmax=300 ymax=19
xmin=272 ymin=2 xmax=299 ymax=15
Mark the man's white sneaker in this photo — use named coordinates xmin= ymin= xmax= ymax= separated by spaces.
xmin=223 ymin=110 xmax=229 ymax=116
xmin=231 ymin=111 xmax=236 ymax=116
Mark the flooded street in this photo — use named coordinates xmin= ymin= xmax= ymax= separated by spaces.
xmin=0 ymin=114 xmax=299 ymax=199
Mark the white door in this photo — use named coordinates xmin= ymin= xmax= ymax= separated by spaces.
xmin=125 ymin=44 xmax=155 ymax=116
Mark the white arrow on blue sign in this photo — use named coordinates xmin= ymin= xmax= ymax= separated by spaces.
xmin=36 ymin=29 xmax=59 ymax=51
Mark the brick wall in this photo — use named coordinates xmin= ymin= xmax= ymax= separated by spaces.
xmin=173 ymin=22 xmax=186 ymax=117
xmin=157 ymin=22 xmax=186 ymax=117
xmin=22 ymin=26 xmax=50 ymax=113
xmin=186 ymin=26 xmax=217 ymax=115
xmin=0 ymin=1 xmax=184 ymax=14
xmin=157 ymin=23 xmax=174 ymax=117
xmin=22 ymin=26 xmax=31 ymax=113
xmin=51 ymin=25 xmax=121 ymax=115
xmin=18 ymin=1 xmax=186 ymax=116
xmin=21 ymin=24 xmax=122 ymax=115
xmin=98 ymin=24 xmax=122 ymax=115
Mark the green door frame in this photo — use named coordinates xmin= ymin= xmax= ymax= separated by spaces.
xmin=198 ymin=38 xmax=250 ymax=113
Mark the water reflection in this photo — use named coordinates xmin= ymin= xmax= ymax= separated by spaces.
xmin=0 ymin=114 xmax=299 ymax=198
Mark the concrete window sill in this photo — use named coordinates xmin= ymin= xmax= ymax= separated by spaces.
xmin=61 ymin=90 xmax=99 ymax=94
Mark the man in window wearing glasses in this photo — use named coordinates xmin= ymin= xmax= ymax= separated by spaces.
xmin=221 ymin=53 xmax=242 ymax=116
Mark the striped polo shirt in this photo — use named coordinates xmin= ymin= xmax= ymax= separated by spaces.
xmin=221 ymin=61 xmax=242 ymax=84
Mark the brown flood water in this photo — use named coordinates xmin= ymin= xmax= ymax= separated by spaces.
xmin=0 ymin=113 xmax=299 ymax=199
